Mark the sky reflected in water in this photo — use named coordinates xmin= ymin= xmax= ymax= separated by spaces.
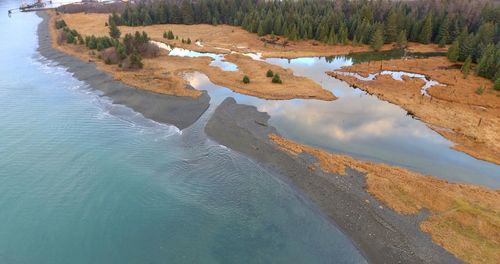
xmin=186 ymin=55 xmax=500 ymax=188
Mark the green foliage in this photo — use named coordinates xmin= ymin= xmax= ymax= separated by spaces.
xmin=418 ymin=14 xmax=433 ymax=44
xmin=494 ymin=78 xmax=500 ymax=91
xmin=436 ymin=17 xmax=449 ymax=47
xmin=63 ymin=28 xmax=81 ymax=45
xmin=396 ymin=30 xmax=408 ymax=49
xmin=242 ymin=75 xmax=250 ymax=84
xmin=272 ymin=73 xmax=282 ymax=84
xmin=475 ymin=85 xmax=484 ymax=95
xmin=266 ymin=69 xmax=273 ymax=77
xmin=129 ymin=52 xmax=143 ymax=69
xmin=476 ymin=44 xmax=496 ymax=79
xmin=461 ymin=56 xmax=472 ymax=79
xmin=111 ymin=0 xmax=498 ymax=67
xmin=55 ymin=19 xmax=67 ymax=29
xmin=385 ymin=10 xmax=398 ymax=43
xmin=370 ymin=24 xmax=384 ymax=51
xmin=447 ymin=41 xmax=460 ymax=62
xmin=109 ymin=20 xmax=121 ymax=39
xmin=163 ymin=30 xmax=175 ymax=40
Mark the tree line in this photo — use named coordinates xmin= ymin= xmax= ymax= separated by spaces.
xmin=109 ymin=0 xmax=499 ymax=86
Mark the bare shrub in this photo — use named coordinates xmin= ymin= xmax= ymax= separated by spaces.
xmin=99 ymin=47 xmax=120 ymax=64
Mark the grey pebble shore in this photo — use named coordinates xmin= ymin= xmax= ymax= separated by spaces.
xmin=205 ymin=97 xmax=462 ymax=264
xmin=36 ymin=11 xmax=210 ymax=130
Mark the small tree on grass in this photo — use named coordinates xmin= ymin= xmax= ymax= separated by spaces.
xmin=272 ymin=73 xmax=282 ymax=84
xmin=266 ymin=69 xmax=273 ymax=77
xmin=243 ymin=75 xmax=250 ymax=84
xmin=475 ymin=85 xmax=484 ymax=95
xmin=461 ymin=56 xmax=472 ymax=79
xmin=494 ymin=78 xmax=500 ymax=91
xmin=396 ymin=30 xmax=407 ymax=49
xmin=370 ymin=23 xmax=384 ymax=51
xmin=55 ymin=19 xmax=67 ymax=29
xmin=447 ymin=41 xmax=459 ymax=62
xmin=109 ymin=20 xmax=121 ymax=39
xmin=129 ymin=52 xmax=143 ymax=69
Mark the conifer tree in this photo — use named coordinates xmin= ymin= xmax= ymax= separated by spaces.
xmin=494 ymin=78 xmax=500 ymax=91
xmin=447 ymin=41 xmax=460 ymax=62
xmin=418 ymin=14 xmax=433 ymax=44
xmin=370 ymin=24 xmax=384 ymax=51
xmin=459 ymin=34 xmax=474 ymax=61
xmin=385 ymin=10 xmax=398 ymax=43
xmin=461 ymin=56 xmax=472 ymax=79
xmin=257 ymin=21 xmax=265 ymax=36
xmin=396 ymin=30 xmax=407 ymax=49
xmin=476 ymin=44 xmax=495 ymax=79
xmin=436 ymin=17 xmax=449 ymax=47
xmin=109 ymin=20 xmax=121 ymax=39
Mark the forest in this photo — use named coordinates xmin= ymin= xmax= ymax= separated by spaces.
xmin=109 ymin=0 xmax=500 ymax=85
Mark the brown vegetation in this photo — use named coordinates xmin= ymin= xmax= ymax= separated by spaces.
xmin=329 ymin=57 xmax=500 ymax=165
xmin=49 ymin=12 xmax=334 ymax=100
xmin=269 ymin=133 xmax=500 ymax=264
xmin=57 ymin=12 xmax=445 ymax=59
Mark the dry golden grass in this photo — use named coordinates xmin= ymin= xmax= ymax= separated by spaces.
xmin=330 ymin=57 xmax=500 ymax=165
xmin=269 ymin=133 xmax=500 ymax=264
xmin=51 ymin=12 xmax=335 ymax=100
xmin=58 ymin=12 xmax=445 ymax=59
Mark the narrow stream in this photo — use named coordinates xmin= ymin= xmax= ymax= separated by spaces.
xmin=169 ymin=49 xmax=499 ymax=188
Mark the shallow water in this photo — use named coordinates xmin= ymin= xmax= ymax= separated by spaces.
xmin=0 ymin=2 xmax=366 ymax=263
xmin=184 ymin=55 xmax=500 ymax=188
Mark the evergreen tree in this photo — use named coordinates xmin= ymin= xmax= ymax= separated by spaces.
xmin=370 ymin=24 xmax=384 ymax=51
xmin=476 ymin=44 xmax=496 ymax=79
xmin=385 ymin=10 xmax=398 ymax=43
xmin=459 ymin=34 xmax=474 ymax=61
xmin=396 ymin=30 xmax=408 ymax=49
xmin=494 ymin=78 xmax=500 ymax=91
xmin=243 ymin=75 xmax=250 ymax=84
xmin=339 ymin=23 xmax=348 ymax=45
xmin=181 ymin=0 xmax=194 ymax=24
xmin=418 ymin=14 xmax=433 ymax=44
xmin=436 ymin=17 xmax=449 ymax=47
xmin=461 ymin=56 xmax=472 ymax=79
xmin=266 ymin=69 xmax=273 ymax=77
xmin=272 ymin=73 xmax=282 ymax=84
xmin=109 ymin=20 xmax=121 ymax=39
xmin=257 ymin=21 xmax=265 ymax=36
xmin=447 ymin=41 xmax=460 ymax=62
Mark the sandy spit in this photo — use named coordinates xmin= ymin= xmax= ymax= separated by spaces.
xmin=37 ymin=11 xmax=210 ymax=130
xmin=205 ymin=97 xmax=462 ymax=264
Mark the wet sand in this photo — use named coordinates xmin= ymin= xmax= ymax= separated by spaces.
xmin=37 ymin=11 xmax=210 ymax=130
xmin=205 ymin=97 xmax=463 ymax=264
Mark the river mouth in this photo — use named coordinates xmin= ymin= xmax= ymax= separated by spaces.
xmin=165 ymin=48 xmax=499 ymax=188
xmin=1 ymin=4 xmax=369 ymax=263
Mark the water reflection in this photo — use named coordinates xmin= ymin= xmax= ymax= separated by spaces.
xmin=334 ymin=70 xmax=445 ymax=96
xmin=168 ymin=47 xmax=238 ymax=71
xmin=185 ymin=54 xmax=499 ymax=188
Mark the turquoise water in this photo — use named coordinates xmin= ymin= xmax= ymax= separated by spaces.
xmin=0 ymin=2 xmax=366 ymax=264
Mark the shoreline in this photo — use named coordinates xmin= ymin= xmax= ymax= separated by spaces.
xmin=36 ymin=11 xmax=210 ymax=130
xmin=328 ymin=57 xmax=499 ymax=165
xmin=204 ymin=97 xmax=463 ymax=264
